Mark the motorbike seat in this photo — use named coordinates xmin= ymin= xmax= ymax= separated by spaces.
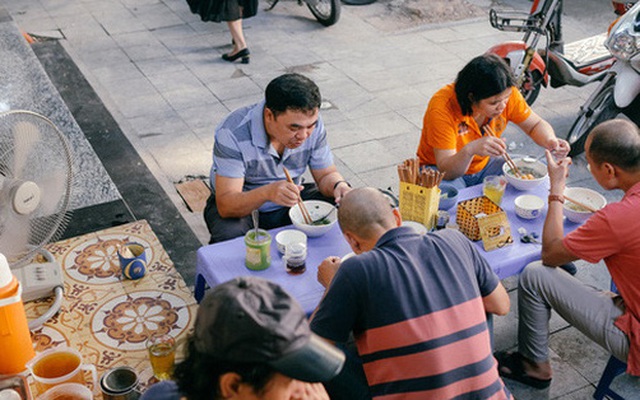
xmin=539 ymin=34 xmax=614 ymax=88
xmin=560 ymin=33 xmax=612 ymax=69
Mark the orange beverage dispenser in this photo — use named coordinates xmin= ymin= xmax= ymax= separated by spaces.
xmin=0 ymin=253 xmax=35 ymax=374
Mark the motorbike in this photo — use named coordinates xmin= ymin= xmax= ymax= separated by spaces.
xmin=566 ymin=1 xmax=640 ymax=156
xmin=487 ymin=0 xmax=618 ymax=106
xmin=612 ymin=0 xmax=639 ymax=16
xmin=266 ymin=0 xmax=340 ymax=27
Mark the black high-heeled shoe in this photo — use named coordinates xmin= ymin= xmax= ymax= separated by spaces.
xmin=222 ymin=48 xmax=250 ymax=64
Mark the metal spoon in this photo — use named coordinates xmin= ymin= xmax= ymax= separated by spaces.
xmin=523 ymin=155 xmax=544 ymax=163
xmin=252 ymin=209 xmax=260 ymax=239
xmin=311 ymin=206 xmax=336 ymax=225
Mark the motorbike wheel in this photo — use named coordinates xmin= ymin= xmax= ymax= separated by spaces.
xmin=520 ymin=70 xmax=543 ymax=106
xmin=566 ymin=80 xmax=620 ymax=157
xmin=307 ymin=0 xmax=340 ymax=26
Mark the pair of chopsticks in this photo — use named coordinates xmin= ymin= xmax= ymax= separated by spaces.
xmin=564 ymin=196 xmax=599 ymax=213
xmin=398 ymin=158 xmax=420 ymax=185
xmin=397 ymin=158 xmax=445 ymax=189
xmin=483 ymin=125 xmax=523 ymax=178
xmin=283 ymin=167 xmax=313 ymax=224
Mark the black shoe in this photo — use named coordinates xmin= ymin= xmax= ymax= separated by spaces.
xmin=222 ymin=48 xmax=250 ymax=64
xmin=495 ymin=351 xmax=552 ymax=389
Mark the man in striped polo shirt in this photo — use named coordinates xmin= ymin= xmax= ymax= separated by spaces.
xmin=204 ymin=73 xmax=351 ymax=243
xmin=311 ymin=187 xmax=512 ymax=399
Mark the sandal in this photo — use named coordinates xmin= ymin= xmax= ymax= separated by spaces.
xmin=494 ymin=351 xmax=552 ymax=389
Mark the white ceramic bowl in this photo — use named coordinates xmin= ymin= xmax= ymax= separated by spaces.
xmin=289 ymin=200 xmax=337 ymax=237
xmin=502 ymin=157 xmax=548 ymax=191
xmin=514 ymin=194 xmax=545 ymax=219
xmin=275 ymin=229 xmax=307 ymax=254
xmin=563 ymin=187 xmax=607 ymax=224
xmin=402 ymin=220 xmax=428 ymax=234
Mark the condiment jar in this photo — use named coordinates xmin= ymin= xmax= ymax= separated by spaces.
xmin=244 ymin=229 xmax=272 ymax=271
xmin=283 ymin=243 xmax=307 ymax=275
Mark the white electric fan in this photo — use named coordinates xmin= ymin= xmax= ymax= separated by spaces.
xmin=0 ymin=110 xmax=73 ymax=329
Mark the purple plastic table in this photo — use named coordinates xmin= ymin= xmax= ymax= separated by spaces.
xmin=195 ymin=223 xmax=351 ymax=312
xmin=195 ymin=181 xmax=581 ymax=313
xmin=451 ymin=180 xmax=580 ymax=279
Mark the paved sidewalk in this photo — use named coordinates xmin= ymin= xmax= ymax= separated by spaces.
xmin=2 ymin=0 xmax=618 ymax=243
xmin=3 ymin=0 xmax=640 ymax=397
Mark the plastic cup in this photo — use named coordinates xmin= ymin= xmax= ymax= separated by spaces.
xmin=483 ymin=175 xmax=507 ymax=206
xmin=244 ymin=230 xmax=271 ymax=271
xmin=26 ymin=347 xmax=97 ymax=395
xmin=147 ymin=334 xmax=176 ymax=381
xmin=37 ymin=383 xmax=93 ymax=400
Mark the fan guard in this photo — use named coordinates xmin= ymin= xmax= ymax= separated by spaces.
xmin=0 ymin=110 xmax=73 ymax=267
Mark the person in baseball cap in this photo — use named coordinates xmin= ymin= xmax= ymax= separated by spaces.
xmin=141 ymin=276 xmax=345 ymax=400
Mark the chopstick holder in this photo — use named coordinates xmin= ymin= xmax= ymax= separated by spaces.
xmin=283 ymin=168 xmax=313 ymax=224
xmin=397 ymin=158 xmax=446 ymax=230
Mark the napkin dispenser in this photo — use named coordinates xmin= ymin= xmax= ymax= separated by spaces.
xmin=456 ymin=196 xmax=513 ymax=251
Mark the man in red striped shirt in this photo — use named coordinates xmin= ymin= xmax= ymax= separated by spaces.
xmin=311 ymin=187 xmax=512 ymax=399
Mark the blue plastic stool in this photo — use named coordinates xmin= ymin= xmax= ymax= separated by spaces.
xmin=593 ymin=281 xmax=627 ymax=400
xmin=593 ymin=355 xmax=627 ymax=400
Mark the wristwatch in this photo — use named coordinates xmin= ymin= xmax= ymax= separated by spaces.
xmin=548 ymin=194 xmax=565 ymax=204
xmin=333 ymin=180 xmax=352 ymax=191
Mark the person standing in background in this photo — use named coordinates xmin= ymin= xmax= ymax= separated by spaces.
xmin=187 ymin=0 xmax=256 ymax=63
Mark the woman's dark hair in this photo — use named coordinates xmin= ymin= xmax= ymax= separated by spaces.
xmin=454 ymin=54 xmax=515 ymax=116
xmin=174 ymin=338 xmax=278 ymax=400
xmin=588 ymin=119 xmax=640 ymax=172
xmin=265 ymin=73 xmax=321 ymax=118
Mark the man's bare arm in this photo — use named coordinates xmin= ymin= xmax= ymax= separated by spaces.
xmin=310 ymin=165 xmax=350 ymax=202
xmin=483 ymin=282 xmax=510 ymax=316
xmin=215 ymin=175 xmax=300 ymax=218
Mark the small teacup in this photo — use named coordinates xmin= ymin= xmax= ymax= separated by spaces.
xmin=118 ymin=243 xmax=147 ymax=280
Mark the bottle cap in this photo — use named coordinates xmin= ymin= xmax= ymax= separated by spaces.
xmin=0 ymin=253 xmax=12 ymax=288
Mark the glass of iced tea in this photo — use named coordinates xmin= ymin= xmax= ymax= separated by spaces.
xmin=147 ymin=333 xmax=176 ymax=381
xmin=482 ymin=175 xmax=507 ymax=206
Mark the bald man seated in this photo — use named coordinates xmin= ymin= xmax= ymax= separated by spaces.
xmin=495 ymin=119 xmax=640 ymax=389
xmin=310 ymin=187 xmax=512 ymax=400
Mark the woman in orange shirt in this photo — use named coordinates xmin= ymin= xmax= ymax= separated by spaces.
xmin=417 ymin=54 xmax=570 ymax=188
